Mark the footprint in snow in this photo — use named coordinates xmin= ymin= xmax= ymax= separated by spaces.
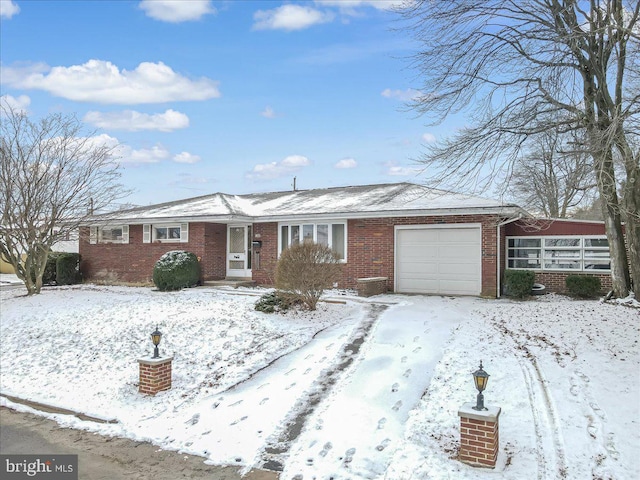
xmin=413 ymin=346 xmax=422 ymax=353
xmin=392 ymin=400 xmax=403 ymax=411
xmin=229 ymin=399 xmax=243 ymax=407
xmin=413 ymin=336 xmax=420 ymax=342
xmin=391 ymin=383 xmax=399 ymax=393
xmin=185 ymin=414 xmax=200 ymax=425
xmin=258 ymin=383 xmax=269 ymax=390
xmin=343 ymin=448 xmax=356 ymax=464
xmin=304 ymin=368 xmax=312 ymax=375
xmin=376 ymin=438 xmax=391 ymax=452
xmin=377 ymin=418 xmax=387 ymax=429
xmin=285 ymin=382 xmax=297 ymax=390
xmin=401 ymin=356 xmax=408 ymax=364
xmin=319 ymin=442 xmax=332 ymax=457
xmin=403 ymin=368 xmax=412 ymax=378
xmin=590 ymin=402 xmax=606 ymax=420
xmin=229 ymin=416 xmax=248 ymax=426
xmin=304 ymin=354 xmax=314 ymax=360
xmin=325 ymin=343 xmax=334 ymax=350
xmin=285 ymin=368 xmax=296 ymax=376
xmin=259 ymin=397 xmax=269 ymax=405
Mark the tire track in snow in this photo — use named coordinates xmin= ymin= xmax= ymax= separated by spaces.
xmin=492 ymin=319 xmax=568 ymax=479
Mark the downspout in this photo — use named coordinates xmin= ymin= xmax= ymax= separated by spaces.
xmin=496 ymin=214 xmax=523 ymax=298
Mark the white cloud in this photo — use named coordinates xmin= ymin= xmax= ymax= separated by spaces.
xmin=139 ymin=0 xmax=215 ymax=22
xmin=83 ymin=109 xmax=189 ymax=132
xmin=173 ymin=151 xmax=201 ymax=164
xmin=2 ymin=60 xmax=220 ymax=104
xmin=0 ymin=94 xmax=30 ymax=113
xmin=384 ymin=160 xmax=421 ymax=177
xmin=0 ymin=0 xmax=20 ymax=19
xmin=335 ymin=157 xmax=357 ymax=169
xmin=381 ymin=88 xmax=421 ymax=102
xmin=422 ymin=132 xmax=436 ymax=143
xmin=261 ymin=106 xmax=276 ymax=118
xmin=253 ymin=4 xmax=334 ymax=31
xmin=125 ymin=144 xmax=171 ymax=164
xmin=248 ymin=154 xmax=311 ymax=180
xmin=315 ymin=0 xmax=402 ymax=12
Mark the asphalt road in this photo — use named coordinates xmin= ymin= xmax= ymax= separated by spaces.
xmin=0 ymin=407 xmax=278 ymax=480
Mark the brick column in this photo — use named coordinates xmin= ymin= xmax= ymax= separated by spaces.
xmin=137 ymin=356 xmax=173 ymax=395
xmin=458 ymin=402 xmax=501 ymax=468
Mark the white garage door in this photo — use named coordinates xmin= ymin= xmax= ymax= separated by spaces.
xmin=395 ymin=225 xmax=482 ymax=295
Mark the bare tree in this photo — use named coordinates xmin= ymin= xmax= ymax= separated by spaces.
xmin=509 ymin=129 xmax=596 ymax=217
xmin=0 ymin=104 xmax=128 ymax=294
xmin=398 ymin=0 xmax=640 ymax=298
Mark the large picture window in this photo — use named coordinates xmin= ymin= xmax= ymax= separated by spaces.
xmin=507 ymin=236 xmax=610 ymax=272
xmin=90 ymin=225 xmax=129 ymax=244
xmin=279 ymin=222 xmax=346 ymax=260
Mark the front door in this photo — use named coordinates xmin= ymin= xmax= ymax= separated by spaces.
xmin=226 ymin=225 xmax=252 ymax=278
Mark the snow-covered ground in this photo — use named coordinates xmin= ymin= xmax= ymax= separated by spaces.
xmin=0 ymin=283 xmax=638 ymax=480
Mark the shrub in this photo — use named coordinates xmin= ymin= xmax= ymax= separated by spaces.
xmin=254 ymin=291 xmax=298 ymax=313
xmin=566 ymin=275 xmax=602 ymax=298
xmin=504 ymin=270 xmax=535 ymax=299
xmin=275 ymin=242 xmax=343 ymax=311
xmin=56 ymin=253 xmax=82 ymax=285
xmin=42 ymin=252 xmax=63 ymax=285
xmin=153 ymin=250 xmax=201 ymax=291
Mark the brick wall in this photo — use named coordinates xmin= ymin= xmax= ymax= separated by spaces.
xmin=80 ymin=222 xmax=226 ymax=284
xmin=533 ymin=271 xmax=612 ymax=294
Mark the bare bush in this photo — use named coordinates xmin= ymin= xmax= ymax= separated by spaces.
xmin=275 ymin=242 xmax=343 ymax=311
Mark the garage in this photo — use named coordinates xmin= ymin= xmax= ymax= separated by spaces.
xmin=395 ymin=224 xmax=482 ymax=295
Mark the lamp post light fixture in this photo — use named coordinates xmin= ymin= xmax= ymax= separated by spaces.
xmin=150 ymin=326 xmax=162 ymax=359
xmin=472 ymin=361 xmax=490 ymax=411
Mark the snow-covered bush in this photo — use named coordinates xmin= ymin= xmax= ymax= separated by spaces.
xmin=153 ymin=250 xmax=201 ymax=291
xmin=504 ymin=269 xmax=535 ymax=298
xmin=275 ymin=242 xmax=342 ymax=311
xmin=566 ymin=274 xmax=602 ymax=298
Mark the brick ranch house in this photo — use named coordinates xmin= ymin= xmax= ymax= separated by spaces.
xmin=79 ymin=182 xmax=616 ymax=297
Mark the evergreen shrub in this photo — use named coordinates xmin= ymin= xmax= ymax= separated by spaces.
xmin=504 ymin=270 xmax=535 ymax=298
xmin=43 ymin=252 xmax=63 ymax=285
xmin=153 ymin=250 xmax=201 ymax=291
xmin=254 ymin=291 xmax=297 ymax=313
xmin=56 ymin=253 xmax=82 ymax=285
xmin=566 ymin=275 xmax=602 ymax=298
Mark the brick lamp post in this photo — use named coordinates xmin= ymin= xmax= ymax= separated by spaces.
xmin=137 ymin=326 xmax=173 ymax=395
xmin=458 ymin=361 xmax=501 ymax=468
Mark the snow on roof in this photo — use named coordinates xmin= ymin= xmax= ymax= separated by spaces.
xmin=89 ymin=183 xmax=523 ymax=224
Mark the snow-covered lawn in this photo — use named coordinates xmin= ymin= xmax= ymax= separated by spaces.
xmin=0 ymin=284 xmax=638 ymax=480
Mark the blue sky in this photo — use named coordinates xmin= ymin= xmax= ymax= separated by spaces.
xmin=0 ymin=0 xmax=453 ymax=207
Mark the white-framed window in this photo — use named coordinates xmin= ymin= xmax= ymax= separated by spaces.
xmin=506 ymin=236 xmax=610 ymax=272
xmin=90 ymin=225 xmax=129 ymax=244
xmin=278 ymin=221 xmax=347 ymax=261
xmin=143 ymin=223 xmax=189 ymax=243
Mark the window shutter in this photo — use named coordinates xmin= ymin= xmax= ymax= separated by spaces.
xmin=89 ymin=227 xmax=97 ymax=244
xmin=143 ymin=224 xmax=151 ymax=243
xmin=180 ymin=223 xmax=189 ymax=243
xmin=122 ymin=225 xmax=129 ymax=244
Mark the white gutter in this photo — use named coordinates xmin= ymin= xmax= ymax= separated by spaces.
xmin=496 ymin=214 xmax=523 ymax=298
